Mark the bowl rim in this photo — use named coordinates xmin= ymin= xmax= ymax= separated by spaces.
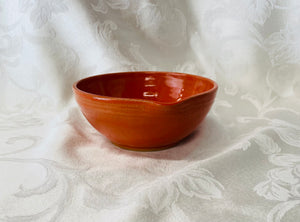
xmin=73 ymin=71 xmax=218 ymax=106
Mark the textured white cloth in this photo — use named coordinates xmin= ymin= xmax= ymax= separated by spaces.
xmin=1 ymin=0 xmax=300 ymax=221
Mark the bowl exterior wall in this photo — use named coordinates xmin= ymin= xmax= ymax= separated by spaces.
xmin=74 ymin=89 xmax=217 ymax=149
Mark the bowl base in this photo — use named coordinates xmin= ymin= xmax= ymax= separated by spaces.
xmin=112 ymin=142 xmax=179 ymax=152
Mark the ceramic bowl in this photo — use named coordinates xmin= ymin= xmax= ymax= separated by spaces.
xmin=73 ymin=71 xmax=218 ymax=151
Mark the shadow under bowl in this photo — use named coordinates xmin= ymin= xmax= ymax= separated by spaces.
xmin=73 ymin=71 xmax=218 ymax=151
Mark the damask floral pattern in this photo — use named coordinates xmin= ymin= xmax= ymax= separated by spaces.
xmin=1 ymin=0 xmax=300 ymax=221
xmin=255 ymin=154 xmax=300 ymax=222
xmin=19 ymin=0 xmax=68 ymax=28
xmin=90 ymin=0 xmax=129 ymax=14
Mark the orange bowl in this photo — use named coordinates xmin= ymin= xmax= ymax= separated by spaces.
xmin=73 ymin=71 xmax=218 ymax=151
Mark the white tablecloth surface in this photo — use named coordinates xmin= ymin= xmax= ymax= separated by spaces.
xmin=1 ymin=0 xmax=300 ymax=221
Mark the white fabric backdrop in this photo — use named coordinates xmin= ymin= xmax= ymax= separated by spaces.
xmin=1 ymin=0 xmax=300 ymax=221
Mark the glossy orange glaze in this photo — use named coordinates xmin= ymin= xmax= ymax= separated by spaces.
xmin=73 ymin=71 xmax=218 ymax=151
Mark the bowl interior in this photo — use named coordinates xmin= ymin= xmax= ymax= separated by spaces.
xmin=76 ymin=72 xmax=215 ymax=103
